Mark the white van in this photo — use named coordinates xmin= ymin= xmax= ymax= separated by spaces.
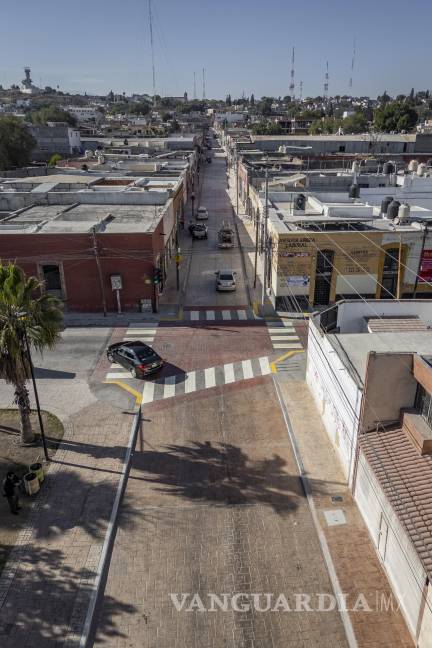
xmin=196 ymin=206 xmax=208 ymax=220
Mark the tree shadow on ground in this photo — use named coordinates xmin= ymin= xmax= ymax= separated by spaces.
xmin=132 ymin=441 xmax=306 ymax=515
xmin=0 ymin=469 xmax=142 ymax=541
xmin=0 ymin=546 xmax=136 ymax=647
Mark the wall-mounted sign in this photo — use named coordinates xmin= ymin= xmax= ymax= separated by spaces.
xmin=419 ymin=250 xmax=432 ymax=282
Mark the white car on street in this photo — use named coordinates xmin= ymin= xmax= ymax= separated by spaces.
xmin=215 ymin=270 xmax=237 ymax=292
xmin=196 ymin=206 xmax=208 ymax=220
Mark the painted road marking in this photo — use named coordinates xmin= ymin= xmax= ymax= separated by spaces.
xmin=273 ymin=343 xmax=303 ymax=349
xmin=184 ymin=371 xmax=196 ymax=393
xmin=259 ymin=356 xmax=271 ymax=375
xmin=224 ymin=363 xmax=235 ymax=384
xmin=204 ymin=367 xmax=216 ymax=389
xmin=184 ymin=309 xmax=251 ymax=321
xmin=142 ymin=381 xmax=155 ymax=404
xmin=266 ymin=319 xmax=303 ymax=352
xmin=163 ymin=375 xmax=177 ymax=399
xmin=125 ymin=328 xmax=157 ymax=335
xmin=106 ymin=372 xmax=132 ymax=379
xmin=242 ymin=359 xmax=253 ymax=380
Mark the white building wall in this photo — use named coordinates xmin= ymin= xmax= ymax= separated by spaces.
xmin=306 ymin=320 xmax=362 ymax=483
xmin=355 ymin=451 xmax=428 ymax=642
xmin=335 ymin=299 xmax=432 ymax=332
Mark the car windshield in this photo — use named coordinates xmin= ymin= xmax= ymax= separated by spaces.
xmin=135 ymin=347 xmax=154 ymax=360
xmin=219 ymin=273 xmax=233 ymax=281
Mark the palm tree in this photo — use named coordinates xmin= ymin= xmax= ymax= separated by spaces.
xmin=0 ymin=264 xmax=63 ymax=444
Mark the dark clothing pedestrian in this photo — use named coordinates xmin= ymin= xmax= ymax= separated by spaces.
xmin=2 ymin=472 xmax=20 ymax=514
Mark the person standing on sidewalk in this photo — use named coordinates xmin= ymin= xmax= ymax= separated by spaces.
xmin=2 ymin=471 xmax=21 ymax=514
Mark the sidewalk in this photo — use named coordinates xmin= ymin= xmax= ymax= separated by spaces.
xmin=278 ymin=381 xmax=413 ymax=647
xmin=0 ymin=399 xmax=137 ymax=647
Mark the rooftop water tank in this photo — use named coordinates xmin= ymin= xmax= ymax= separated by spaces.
xmin=381 ymin=196 xmax=393 ymax=216
xmin=408 ymin=159 xmax=418 ymax=172
xmin=387 ymin=199 xmax=401 ymax=220
xmin=417 ymin=163 xmax=427 ymax=176
xmin=382 ymin=162 xmax=394 ymax=175
xmin=349 ymin=184 xmax=360 ymax=198
xmin=398 ymin=203 xmax=411 ymax=223
xmin=351 ymin=160 xmax=360 ymax=174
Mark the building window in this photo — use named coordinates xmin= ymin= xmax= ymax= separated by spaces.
xmin=41 ymin=264 xmax=64 ymax=298
xmin=415 ymin=384 xmax=432 ymax=429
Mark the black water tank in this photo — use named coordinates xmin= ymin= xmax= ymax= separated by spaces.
xmin=383 ymin=162 xmax=394 ymax=175
xmin=349 ymin=184 xmax=360 ymax=198
xmin=295 ymin=193 xmax=306 ymax=210
xmin=381 ymin=196 xmax=393 ymax=216
xmin=387 ymin=200 xmax=401 ymax=220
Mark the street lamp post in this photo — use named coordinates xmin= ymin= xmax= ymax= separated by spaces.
xmin=17 ymin=313 xmax=50 ymax=461
xmin=191 ymin=192 xmax=196 ymax=219
xmin=261 ymin=167 xmax=269 ymax=306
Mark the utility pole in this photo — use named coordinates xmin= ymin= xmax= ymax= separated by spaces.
xmin=202 ymin=67 xmax=206 ymax=100
xmin=149 ymin=0 xmax=156 ymax=101
xmin=92 ymin=227 xmax=107 ymax=316
xmin=289 ymin=46 xmax=295 ymax=100
xmin=396 ymin=233 xmax=403 ymax=299
xmin=261 ymin=167 xmax=269 ymax=306
xmin=253 ymin=211 xmax=259 ymax=288
xmin=235 ymin=151 xmax=239 ymax=215
xmin=193 ymin=72 xmax=196 ymax=100
xmin=413 ymin=224 xmax=428 ymax=297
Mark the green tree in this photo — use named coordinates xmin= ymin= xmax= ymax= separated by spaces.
xmin=342 ymin=112 xmax=369 ymax=133
xmin=250 ymin=93 xmax=255 ymax=105
xmin=48 ymin=153 xmax=62 ymax=167
xmin=0 ymin=264 xmax=63 ymax=444
xmin=128 ymin=101 xmax=150 ymax=115
xmin=373 ymin=101 xmax=418 ymax=132
xmin=0 ymin=116 xmax=35 ymax=170
xmin=258 ymin=98 xmax=272 ymax=116
xmin=31 ymin=105 xmax=77 ymax=127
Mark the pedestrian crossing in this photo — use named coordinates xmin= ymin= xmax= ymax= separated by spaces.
xmin=106 ymin=323 xmax=158 ymax=379
xmin=140 ymin=355 xmax=272 ymax=404
xmin=184 ymin=309 xmax=251 ymax=322
xmin=266 ymin=319 xmax=303 ymax=351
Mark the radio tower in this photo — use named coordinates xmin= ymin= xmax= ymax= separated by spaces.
xmin=289 ymin=47 xmax=295 ymax=100
xmin=299 ymin=80 xmax=303 ymax=101
xmin=202 ymin=67 xmax=206 ymax=100
xmin=349 ymin=38 xmax=356 ymax=92
xmin=324 ymin=61 xmax=329 ymax=100
xmin=193 ymin=72 xmax=196 ymax=100
xmin=148 ymin=0 xmax=156 ymax=100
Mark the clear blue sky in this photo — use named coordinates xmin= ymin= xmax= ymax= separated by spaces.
xmin=2 ymin=0 xmax=431 ymax=99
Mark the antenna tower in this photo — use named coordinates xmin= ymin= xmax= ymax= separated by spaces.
xmin=193 ymin=72 xmax=196 ymax=100
xmin=289 ymin=47 xmax=295 ymax=100
xmin=324 ymin=61 xmax=329 ymax=100
xmin=299 ymin=80 xmax=303 ymax=101
xmin=349 ymin=38 xmax=356 ymax=91
xmin=202 ymin=68 xmax=206 ymax=100
xmin=148 ymin=0 xmax=156 ymax=98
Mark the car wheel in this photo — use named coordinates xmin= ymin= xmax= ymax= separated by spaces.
xmin=130 ymin=367 xmax=138 ymax=379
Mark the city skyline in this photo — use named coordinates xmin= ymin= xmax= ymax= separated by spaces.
xmin=1 ymin=0 xmax=431 ymax=98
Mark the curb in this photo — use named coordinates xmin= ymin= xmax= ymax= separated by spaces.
xmin=79 ymin=408 xmax=142 ymax=648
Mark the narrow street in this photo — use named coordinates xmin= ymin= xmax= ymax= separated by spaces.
xmin=93 ymin=146 xmax=348 ymax=647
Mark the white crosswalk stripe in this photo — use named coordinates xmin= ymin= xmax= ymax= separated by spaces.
xmin=266 ymin=319 xmax=303 ymax=351
xmin=185 ymin=309 xmax=251 ymax=321
xmin=134 ymin=355 xmax=273 ymax=404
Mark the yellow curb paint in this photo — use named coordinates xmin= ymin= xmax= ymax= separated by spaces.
xmin=104 ymin=380 xmax=143 ymax=405
xmin=271 ymin=348 xmax=305 ymax=373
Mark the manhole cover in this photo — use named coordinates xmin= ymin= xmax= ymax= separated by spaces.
xmin=323 ymin=509 xmax=346 ymax=527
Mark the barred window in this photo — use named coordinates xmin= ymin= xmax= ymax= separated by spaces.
xmin=415 ymin=384 xmax=432 ymax=429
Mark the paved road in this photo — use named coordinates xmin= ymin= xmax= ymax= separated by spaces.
xmin=94 ymin=147 xmax=347 ymax=647
xmin=184 ymin=149 xmax=248 ymax=308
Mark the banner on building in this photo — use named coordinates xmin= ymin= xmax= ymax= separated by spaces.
xmin=418 ymin=249 xmax=432 ymax=282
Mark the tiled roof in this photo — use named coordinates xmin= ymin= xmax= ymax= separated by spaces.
xmin=360 ymin=427 xmax=432 ymax=578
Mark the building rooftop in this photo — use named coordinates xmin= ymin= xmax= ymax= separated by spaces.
xmin=0 ymin=203 xmax=164 ymax=234
xmin=361 ymin=427 xmax=432 ymax=579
